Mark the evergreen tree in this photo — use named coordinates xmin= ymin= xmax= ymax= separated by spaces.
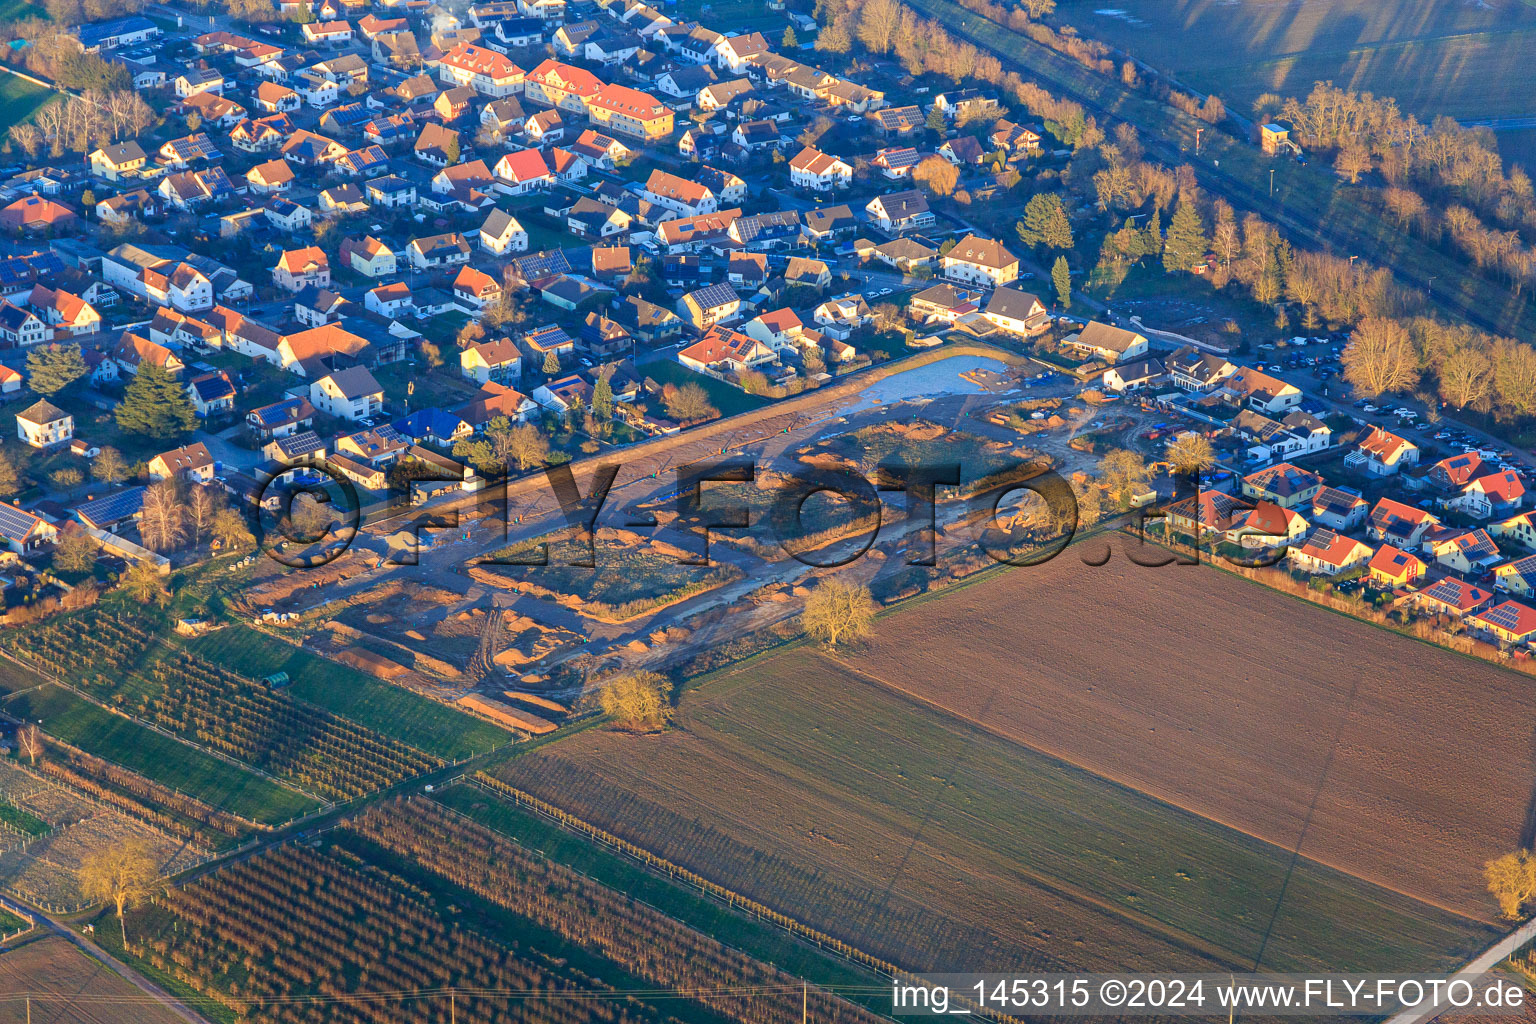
xmin=592 ymin=373 xmax=614 ymax=420
xmin=1015 ymin=193 xmax=1074 ymax=251
xmin=1162 ymin=200 xmax=1207 ymax=273
xmin=25 ymin=343 xmax=87 ymax=396
xmin=115 ymin=361 xmax=197 ymax=440
xmin=782 ymin=25 xmax=798 ymax=48
xmin=1141 ymin=208 xmax=1162 ymax=260
xmin=926 ymin=104 xmax=948 ymax=133
xmin=542 ymin=349 xmax=561 ymax=375
xmin=1052 ymin=255 xmax=1071 ymax=309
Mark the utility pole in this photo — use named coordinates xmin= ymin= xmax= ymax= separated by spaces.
xmin=1269 ymin=168 xmax=1275 ymax=197
xmin=803 ymin=981 xmax=808 ymax=1024
xmin=1195 ymin=127 xmax=1203 ymax=155
xmin=451 ymin=988 xmax=457 ymax=1024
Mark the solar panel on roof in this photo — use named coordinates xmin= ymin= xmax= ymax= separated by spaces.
xmin=280 ymin=431 xmax=323 ymax=457
xmin=75 ymin=487 xmax=145 ymax=526
xmin=0 ymin=504 xmax=39 ymax=540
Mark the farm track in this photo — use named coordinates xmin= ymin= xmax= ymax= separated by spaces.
xmin=907 ymin=0 xmax=1536 ymax=336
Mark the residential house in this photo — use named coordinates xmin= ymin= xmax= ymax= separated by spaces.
xmin=340 ymin=236 xmax=398 ymax=278
xmin=15 ymin=398 xmax=72 ymax=448
xmin=866 ymin=191 xmax=936 ymax=234
xmin=1241 ymin=462 xmax=1321 ymax=509
xmin=1064 ymin=321 xmax=1149 ymax=363
xmin=148 ymin=442 xmax=216 ymax=483
xmin=89 ymin=141 xmax=149 ymax=181
xmin=1368 ymin=544 xmax=1427 ymax=588
xmin=1346 ymin=426 xmax=1419 ymax=477
xmin=1288 ymin=528 xmax=1373 ymax=576
xmin=981 ymin=287 xmax=1049 ymax=337
xmin=941 ymin=234 xmax=1019 ymax=288
xmin=480 ymin=209 xmax=529 ymax=255
xmin=789 ymin=146 xmax=852 ymax=192
xmin=310 ymin=365 xmax=385 ymax=421
xmin=461 ymin=337 xmax=522 ymax=383
xmin=676 ymin=282 xmax=740 ymax=330
xmin=1468 ymin=600 xmax=1536 ymax=645
xmin=1451 ymin=471 xmax=1527 ymax=519
xmin=1310 ymin=486 xmax=1369 ymax=531
xmin=273 ymin=247 xmax=330 ymax=293
xmin=677 ymin=325 xmax=775 ymax=375
xmin=1367 ymin=497 xmax=1439 ymax=548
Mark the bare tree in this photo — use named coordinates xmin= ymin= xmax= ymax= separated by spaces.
xmin=187 ymin=484 xmax=219 ymax=545
xmin=139 ymin=481 xmax=187 ymax=552
xmin=1165 ymin=431 xmax=1216 ymax=474
xmin=1439 ymin=346 xmax=1494 ymax=410
xmin=80 ymin=840 xmax=157 ymax=947
xmin=802 ymin=577 xmax=878 ymax=647
xmin=1341 ymin=318 xmax=1419 ymax=397
xmin=599 ymin=671 xmax=672 ymax=732
xmin=17 ymin=724 xmax=42 ymax=766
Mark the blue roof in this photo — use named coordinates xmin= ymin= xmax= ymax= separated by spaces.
xmin=77 ymin=16 xmax=158 ymax=46
xmin=392 ymin=407 xmax=466 ymax=441
xmin=74 ymin=486 xmax=145 ymax=528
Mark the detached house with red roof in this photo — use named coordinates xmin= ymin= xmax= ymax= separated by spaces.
xmin=1366 ymin=496 xmax=1439 ymax=547
xmin=273 ymin=247 xmax=330 ymax=293
xmin=789 ymin=146 xmax=853 ymax=192
xmin=1346 ymin=426 xmax=1419 ymax=477
xmin=678 ymin=325 xmax=775 ymax=376
xmin=148 ymin=442 xmax=215 ymax=484
xmin=28 ymin=285 xmax=100 ymax=337
xmin=1288 ymin=528 xmax=1373 ymax=576
xmin=1368 ymin=544 xmax=1426 ymax=588
xmin=340 ymin=236 xmax=396 ymax=278
xmin=1224 ymin=501 xmax=1309 ymax=549
xmin=453 ymin=266 xmax=502 ymax=310
xmin=493 ymin=149 xmax=553 ymax=194
xmin=1165 ymin=490 xmax=1251 ymax=538
xmin=1451 ymin=470 xmax=1527 ymax=520
xmin=1469 ymin=600 xmax=1536 ymax=645
xmin=1413 ymin=577 xmax=1495 ymax=617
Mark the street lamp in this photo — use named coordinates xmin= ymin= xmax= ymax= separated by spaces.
xmin=1269 ymin=168 xmax=1275 ymax=196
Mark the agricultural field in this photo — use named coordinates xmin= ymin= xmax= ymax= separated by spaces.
xmin=110 ymin=799 xmax=887 ymax=1024
xmin=1061 ymin=0 xmax=1536 ymax=153
xmin=0 ymin=935 xmax=189 ymax=1024
xmin=0 ymin=683 xmax=320 ymax=825
xmin=849 ymin=555 xmax=1536 ymax=919
xmin=497 ymin=579 xmax=1500 ymax=974
xmin=183 ymin=625 xmax=512 ymax=759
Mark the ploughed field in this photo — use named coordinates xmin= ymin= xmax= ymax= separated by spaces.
xmin=498 ymin=557 xmax=1511 ymax=974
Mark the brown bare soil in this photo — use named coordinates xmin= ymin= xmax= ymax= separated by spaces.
xmin=852 ymin=555 xmax=1536 ymax=921
xmin=0 ymin=936 xmax=186 ymax=1024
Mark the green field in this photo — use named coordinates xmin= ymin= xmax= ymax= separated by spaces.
xmin=0 ymin=907 xmax=30 ymax=933
xmin=0 ymin=682 xmax=320 ymax=824
xmin=643 ymin=359 xmax=773 ymax=418
xmin=498 ymin=649 xmax=1494 ymax=975
xmin=0 ymin=798 xmax=49 ymax=837
xmin=183 ymin=627 xmax=512 ymax=760
xmin=0 ymin=74 xmax=52 ymax=139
